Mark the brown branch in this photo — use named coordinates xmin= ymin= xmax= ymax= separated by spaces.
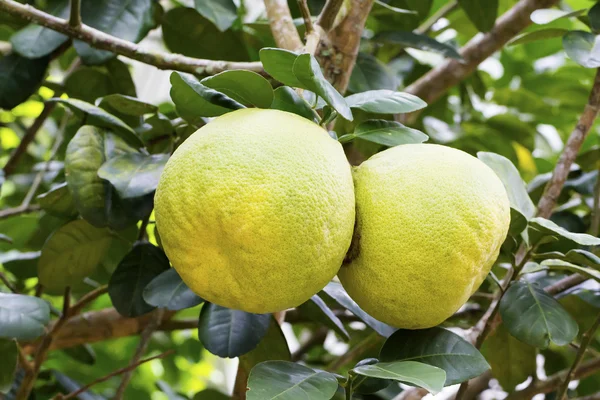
xmin=316 ymin=0 xmax=345 ymax=32
xmin=546 ymin=274 xmax=589 ymax=296
xmin=69 ymin=285 xmax=108 ymax=316
xmin=54 ymin=350 xmax=174 ymax=400
xmin=263 ymin=0 xmax=303 ymax=51
xmin=297 ymin=0 xmax=314 ymax=34
xmin=0 ymin=0 xmax=263 ymax=76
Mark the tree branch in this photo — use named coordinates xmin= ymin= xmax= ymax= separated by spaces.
xmin=0 ymin=0 xmax=263 ymax=76
xmin=68 ymin=0 xmax=80 ymax=28
xmin=69 ymin=285 xmax=108 ymax=316
xmin=414 ymin=0 xmax=458 ymax=35
xmin=316 ymin=0 xmax=345 ymax=32
xmin=297 ymin=0 xmax=314 ymax=34
xmin=263 ymin=0 xmax=303 ymax=51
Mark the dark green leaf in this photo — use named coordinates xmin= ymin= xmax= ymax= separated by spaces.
xmin=351 ymin=358 xmax=391 ymax=395
xmin=296 ymin=295 xmax=349 ymax=340
xmin=565 ymin=249 xmax=600 ymax=267
xmin=37 ymin=183 xmax=77 ymax=218
xmin=39 ymin=219 xmax=114 ymax=294
xmin=0 ymin=339 xmax=17 ymax=394
xmin=170 ymin=72 xmax=244 ymax=124
xmin=323 ymin=282 xmax=395 ymax=337
xmin=0 ymin=251 xmax=40 ymax=281
xmin=380 ymin=327 xmax=490 ymax=385
xmin=63 ymin=67 xmax=114 ymax=103
xmin=247 ymin=361 xmax=338 ymax=400
xmin=194 ymin=0 xmax=237 ymax=31
xmin=143 ymin=268 xmax=204 ymax=311
xmin=562 ymin=31 xmax=600 ymax=68
xmin=271 ymin=86 xmax=318 ymax=122
xmin=458 ymin=0 xmax=498 ymax=32
xmin=97 ymin=153 xmax=168 ymax=199
xmin=0 ymin=293 xmax=50 ymax=340
xmin=193 ymin=389 xmax=229 ymax=400
xmin=198 ymin=304 xmax=270 ymax=358
xmin=376 ymin=31 xmax=463 ymax=60
xmin=98 ymin=94 xmax=157 ymax=116
xmin=201 ymin=70 xmax=273 ymax=108
xmin=352 ymin=361 xmax=446 ymax=394
xmin=348 ymin=53 xmax=399 ymax=93
xmin=0 ymin=53 xmax=49 ymax=110
xmin=590 ymin=2 xmax=600 ymax=32
xmin=529 ymin=217 xmax=600 ymax=247
xmin=531 ymin=8 xmax=587 ymax=24
xmin=292 ymin=54 xmax=353 ymax=120
xmin=338 ymin=120 xmax=428 ymax=147
xmin=108 ymin=242 xmax=170 ymax=317
xmin=239 ymin=318 xmax=291 ymax=374
xmin=345 ymin=90 xmax=426 ymax=114
xmin=499 ymin=280 xmax=578 ymax=348
xmin=62 ymin=344 xmax=96 ymax=365
xmin=509 ymin=28 xmax=569 ymax=46
xmin=259 ymin=48 xmax=304 ymax=88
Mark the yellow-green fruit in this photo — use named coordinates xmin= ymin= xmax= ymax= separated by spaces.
xmin=338 ymin=144 xmax=510 ymax=329
xmin=154 ymin=108 xmax=355 ymax=313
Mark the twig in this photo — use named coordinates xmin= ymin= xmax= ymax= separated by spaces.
xmin=113 ymin=308 xmax=165 ymax=400
xmin=68 ymin=0 xmax=80 ymax=28
xmin=0 ymin=204 xmax=41 ymax=219
xmin=297 ymin=0 xmax=314 ymax=34
xmin=414 ymin=0 xmax=458 ymax=35
xmin=546 ymin=274 xmax=589 ymax=295
xmin=316 ymin=0 xmax=344 ymax=32
xmin=557 ymin=312 xmax=600 ymax=400
xmin=137 ymin=214 xmax=151 ymax=241
xmin=16 ymin=344 xmax=32 ymax=373
xmin=0 ymin=271 xmax=17 ymax=293
xmin=69 ymin=285 xmax=108 ymax=316
xmin=54 ymin=350 xmax=174 ymax=400
xmin=0 ymin=0 xmax=263 ymax=76
xmin=263 ymin=0 xmax=303 ymax=51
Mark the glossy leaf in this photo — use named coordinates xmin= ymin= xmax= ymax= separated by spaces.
xmin=271 ymin=86 xmax=318 ymax=122
xmin=351 ymin=358 xmax=391 ymax=395
xmin=348 ymin=53 xmax=399 ymax=93
xmin=344 ymin=90 xmax=427 ymax=114
xmin=292 ymin=54 xmax=353 ymax=120
xmin=499 ymin=280 xmax=578 ymax=348
xmin=259 ymin=48 xmax=304 ymax=88
xmin=565 ymin=249 xmax=600 ymax=267
xmin=531 ymin=8 xmax=587 ymax=24
xmin=590 ymin=2 xmax=600 ymax=32
xmin=201 ymin=70 xmax=273 ymax=108
xmin=198 ymin=304 xmax=270 ymax=358
xmin=458 ymin=0 xmax=498 ymax=32
xmin=338 ymin=120 xmax=428 ymax=147
xmin=239 ymin=319 xmax=291 ymax=373
xmin=247 ymin=361 xmax=338 ymax=400
xmin=562 ymin=31 xmax=600 ymax=69
xmin=108 ymin=242 xmax=170 ymax=317
xmin=352 ymin=361 xmax=446 ymax=394
xmin=376 ymin=31 xmax=463 ymax=60
xmin=0 ymin=293 xmax=50 ymax=340
xmin=509 ymin=28 xmax=569 ymax=46
xmin=98 ymin=153 xmax=168 ymax=199
xmin=37 ymin=183 xmax=77 ymax=218
xmin=98 ymin=94 xmax=158 ymax=116
xmin=529 ymin=217 xmax=600 ymax=247
xmin=379 ymin=327 xmax=490 ymax=385
xmin=194 ymin=0 xmax=237 ymax=32
xmin=540 ymin=259 xmax=600 ymax=282
xmin=296 ymin=295 xmax=349 ymax=340
xmin=193 ymin=389 xmax=230 ymax=400
xmin=143 ymin=268 xmax=204 ymax=311
xmin=0 ymin=53 xmax=49 ymax=110
xmin=0 ymin=339 xmax=17 ymax=394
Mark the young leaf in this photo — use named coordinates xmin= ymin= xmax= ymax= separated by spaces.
xmin=98 ymin=153 xmax=169 ymax=199
xmin=0 ymin=339 xmax=17 ymax=394
xmin=201 ymin=70 xmax=273 ymax=108
xmin=143 ymin=268 xmax=204 ymax=311
xmin=37 ymin=183 xmax=77 ymax=218
xmin=259 ymin=48 xmax=304 ymax=88
xmin=0 ymin=53 xmax=49 ymax=110
xmin=271 ymin=86 xmax=319 ymax=122
xmin=108 ymin=242 xmax=170 ymax=317
xmin=529 ymin=217 xmax=600 ymax=247
xmin=39 ymin=220 xmax=115 ymax=294
xmin=170 ymin=72 xmax=244 ymax=125
xmin=562 ymin=31 xmax=600 ymax=69
xmin=379 ymin=327 xmax=490 ymax=385
xmin=338 ymin=120 xmax=428 ymax=147
xmin=292 ymin=54 xmax=353 ymax=121
xmin=352 ymin=361 xmax=446 ymax=394
xmin=247 ymin=361 xmax=338 ymax=400
xmin=194 ymin=0 xmax=237 ymax=31
xmin=499 ymin=281 xmax=579 ymax=348
xmin=458 ymin=0 xmax=498 ymax=32
xmin=375 ymin=31 xmax=463 ymax=60
xmin=0 ymin=294 xmax=50 ymax=340
xmin=322 ymin=282 xmax=396 ymax=337
xmin=344 ymin=90 xmax=426 ymax=114
xmin=296 ymin=295 xmax=350 ymax=340
xmin=198 ymin=304 xmax=270 ymax=358
xmin=97 ymin=94 xmax=158 ymax=116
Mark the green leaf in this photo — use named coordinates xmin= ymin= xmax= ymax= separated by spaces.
xmin=379 ymin=327 xmax=490 ymax=385
xmin=98 ymin=94 xmax=158 ymax=116
xmin=194 ymin=0 xmax=237 ymax=31
xmin=271 ymin=86 xmax=318 ymax=122
xmin=348 ymin=52 xmax=399 ymax=93
xmin=352 ymin=361 xmax=446 ymax=394
xmin=143 ymin=268 xmax=204 ymax=311
xmin=0 ymin=339 xmax=17 ymax=394
xmin=292 ymin=54 xmax=353 ymax=121
xmin=323 ymin=282 xmax=395 ymax=337
xmin=562 ymin=31 xmax=600 ymax=69
xmin=259 ymin=48 xmax=304 ymax=88
xmin=74 ymin=0 xmax=158 ymax=64
xmin=170 ymin=72 xmax=244 ymax=125
xmin=477 ymin=152 xmax=536 ymax=219
xmin=499 ymin=280 xmax=579 ymax=348
xmin=457 ymin=0 xmax=498 ymax=32
xmin=509 ymin=28 xmax=569 ymax=46
xmin=540 ymin=259 xmax=600 ymax=282
xmin=39 ymin=219 xmax=114 ymax=294
xmin=481 ymin=323 xmax=536 ymax=392
xmin=529 ymin=217 xmax=600 ymax=247
xmin=62 ymin=343 xmax=97 ymax=366
xmin=590 ymin=2 xmax=600 ymax=32
xmin=376 ymin=31 xmax=463 ymax=60
xmin=193 ymin=389 xmax=230 ymax=400
xmin=0 ymin=251 xmax=40 ymax=281
xmin=247 ymin=361 xmax=338 ymax=400
xmin=0 ymin=293 xmax=50 ymax=340
xmin=0 ymin=53 xmax=49 ymax=110
xmin=0 ymin=234 xmax=11 ymax=244
xmin=51 ymin=98 xmax=142 ymax=147
xmin=37 ymin=183 xmax=77 ymax=218
xmin=296 ymin=295 xmax=350 ymax=340
xmin=198 ymin=304 xmax=270 ymax=358
xmin=531 ymin=8 xmax=587 ymax=24
xmin=351 ymin=358 xmax=392 ymax=395
xmin=239 ymin=318 xmax=291 ymax=375
xmin=338 ymin=120 xmax=428 ymax=147
xmin=108 ymin=242 xmax=170 ymax=317
xmin=63 ymin=67 xmax=115 ymax=103
xmin=97 ymin=153 xmax=168 ymax=199
xmin=345 ymin=90 xmax=427 ymax=114
xmin=201 ymin=70 xmax=273 ymax=108
xmin=565 ymin=249 xmax=600 ymax=267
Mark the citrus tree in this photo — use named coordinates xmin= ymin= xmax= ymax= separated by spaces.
xmin=1 ymin=0 xmax=600 ymax=399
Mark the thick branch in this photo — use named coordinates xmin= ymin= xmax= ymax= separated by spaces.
xmin=263 ymin=0 xmax=303 ymax=51
xmin=0 ymin=0 xmax=263 ymax=75
xmin=316 ymin=0 xmax=345 ymax=32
